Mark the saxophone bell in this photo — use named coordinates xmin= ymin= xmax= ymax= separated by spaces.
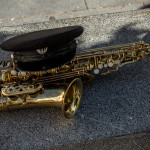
xmin=0 ymin=78 xmax=83 ymax=119
xmin=62 ymin=78 xmax=83 ymax=119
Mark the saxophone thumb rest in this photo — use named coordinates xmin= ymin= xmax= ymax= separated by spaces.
xmin=0 ymin=26 xmax=150 ymax=119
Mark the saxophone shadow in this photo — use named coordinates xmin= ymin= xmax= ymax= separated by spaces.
xmin=140 ymin=4 xmax=150 ymax=9
xmin=88 ymin=23 xmax=150 ymax=49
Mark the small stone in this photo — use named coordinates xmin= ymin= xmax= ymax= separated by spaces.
xmin=49 ymin=16 xmax=56 ymax=21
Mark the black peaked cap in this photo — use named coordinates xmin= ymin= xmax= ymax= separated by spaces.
xmin=0 ymin=26 xmax=83 ymax=52
xmin=14 ymin=40 xmax=77 ymax=71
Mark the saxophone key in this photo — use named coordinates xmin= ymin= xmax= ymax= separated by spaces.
xmin=114 ymin=59 xmax=121 ymax=65
xmin=108 ymin=62 xmax=113 ymax=67
xmin=10 ymin=70 xmax=17 ymax=76
xmin=93 ymin=68 xmax=99 ymax=75
xmin=104 ymin=64 xmax=108 ymax=68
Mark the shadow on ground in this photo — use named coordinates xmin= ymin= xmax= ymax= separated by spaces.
xmin=89 ymin=23 xmax=150 ymax=49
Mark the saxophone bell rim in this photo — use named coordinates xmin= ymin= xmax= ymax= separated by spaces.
xmin=62 ymin=78 xmax=83 ymax=119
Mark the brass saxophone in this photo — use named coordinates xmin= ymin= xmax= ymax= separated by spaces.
xmin=0 ymin=41 xmax=150 ymax=119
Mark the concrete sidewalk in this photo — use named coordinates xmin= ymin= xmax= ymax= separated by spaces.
xmin=0 ymin=0 xmax=150 ymax=26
